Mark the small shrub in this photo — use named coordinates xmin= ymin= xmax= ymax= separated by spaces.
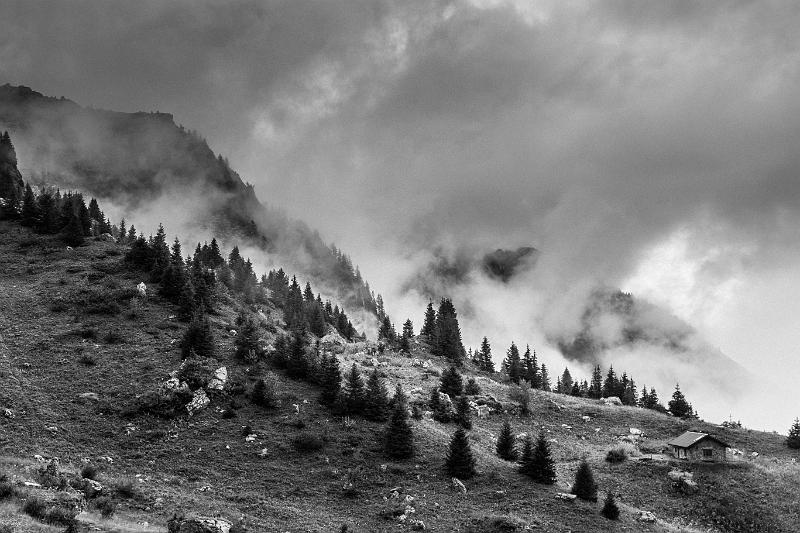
xmin=103 ymin=330 xmax=125 ymax=344
xmin=605 ymin=448 xmax=628 ymax=464
xmin=78 ymin=353 xmax=98 ymax=366
xmin=22 ymin=495 xmax=48 ymax=519
xmin=411 ymin=405 xmax=423 ymax=420
xmin=464 ymin=378 xmax=481 ymax=395
xmin=114 ymin=478 xmax=138 ymax=499
xmin=0 ymin=478 xmax=14 ymax=500
xmin=50 ymin=300 xmax=70 ymax=312
xmin=71 ymin=327 xmax=97 ymax=339
xmin=509 ymin=383 xmax=531 ymax=416
xmin=132 ymin=388 xmax=192 ymax=419
xmin=81 ymin=464 xmax=98 ymax=480
xmin=601 ymin=492 xmax=620 ymax=520
xmin=292 ymin=432 xmax=325 ymax=453
xmin=177 ymin=357 xmax=218 ymax=391
xmin=45 ymin=505 xmax=78 ymax=525
xmin=252 ymin=375 xmax=278 ymax=409
xmin=93 ymin=496 xmax=116 ymax=518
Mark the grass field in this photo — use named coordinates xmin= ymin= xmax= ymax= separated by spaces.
xmin=1 ymin=220 xmax=799 ymax=532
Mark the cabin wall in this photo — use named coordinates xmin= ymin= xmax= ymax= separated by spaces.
xmin=672 ymin=439 xmax=727 ymax=461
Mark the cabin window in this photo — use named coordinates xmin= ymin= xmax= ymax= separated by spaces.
xmin=702 ymin=448 xmax=713 ymax=458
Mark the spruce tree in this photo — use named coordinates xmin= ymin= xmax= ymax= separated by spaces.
xmin=464 ymin=377 xmax=481 ymax=395
xmin=421 ymin=301 xmax=436 ymax=339
xmin=181 ymin=308 xmax=215 ymax=359
xmin=319 ymin=352 xmax=342 ymax=406
xmin=560 ymin=368 xmax=573 ymax=394
xmin=495 ymin=420 xmax=517 ymax=461
xmin=479 ymin=336 xmax=495 ymax=373
xmin=524 ymin=346 xmax=539 ymax=387
xmin=522 ymin=432 xmax=557 ymax=484
xmin=178 ymin=277 xmax=196 ymax=319
xmin=20 ymin=183 xmax=39 ymax=227
xmin=364 ymin=369 xmax=390 ymax=421
xmin=252 ymin=376 xmax=278 ymax=409
xmin=286 ymin=332 xmax=308 ymax=380
xmin=668 ymin=384 xmax=691 ymax=418
xmin=454 ymin=394 xmax=472 ymax=430
xmin=589 ymin=365 xmax=603 ymax=398
xmin=787 ymin=418 xmax=800 ymax=449
xmin=440 ymin=365 xmax=464 ymax=398
xmin=62 ymin=208 xmax=85 ymax=246
xmin=344 ymin=364 xmax=366 ymax=415
xmin=434 ymin=298 xmax=465 ymax=364
xmin=571 ymin=459 xmax=598 ymax=501
xmin=601 ymin=492 xmax=620 ymax=520
xmin=503 ymin=342 xmax=523 ymax=384
xmin=234 ymin=316 xmax=260 ymax=362
xmin=539 ymin=364 xmax=551 ymax=391
xmin=430 ymin=388 xmax=452 ymax=423
xmin=384 ymin=398 xmax=414 ymax=459
xmin=445 ymin=428 xmax=476 ymax=479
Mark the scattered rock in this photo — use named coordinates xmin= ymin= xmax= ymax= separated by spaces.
xmin=629 ymin=427 xmax=642 ymax=435
xmin=45 ymin=425 xmax=58 ymax=433
xmin=100 ymin=233 xmax=115 ymax=242
xmin=680 ymin=478 xmax=699 ymax=495
xmin=602 ymin=396 xmax=623 ymax=406
xmin=78 ymin=392 xmax=100 ymax=402
xmin=23 ymin=481 xmax=42 ymax=488
xmin=84 ymin=479 xmax=104 ymax=497
xmin=750 ymin=452 xmax=759 ymax=458
xmin=3 ymin=408 xmax=13 ymax=419
xmin=451 ymin=477 xmax=467 ymax=494
xmin=409 ymin=519 xmax=426 ymax=530
xmin=169 ymin=516 xmax=232 ymax=533
xmin=187 ymin=389 xmax=210 ymax=416
xmin=667 ymin=470 xmax=693 ymax=482
xmin=207 ymin=367 xmax=228 ymax=391
xmin=244 ymin=434 xmax=257 ymax=442
xmin=137 ymin=282 xmax=147 ymax=297
xmin=561 ymin=424 xmax=572 ymax=430
xmin=556 ymin=492 xmax=577 ymax=501
xmin=33 ymin=454 xmax=46 ymax=463
xmin=581 ymin=415 xmax=591 ymax=422
xmin=638 ymin=511 xmax=657 ymax=522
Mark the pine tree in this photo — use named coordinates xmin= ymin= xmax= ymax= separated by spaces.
xmin=286 ymin=332 xmax=308 ymax=379
xmin=434 ymin=298 xmax=465 ymax=364
xmin=540 ymin=364 xmax=551 ymax=391
xmin=520 ymin=432 xmax=557 ymax=484
xmin=364 ymin=369 xmax=390 ymax=421
xmin=589 ymin=365 xmax=603 ymax=398
xmin=560 ymin=368 xmax=573 ymax=394
xmin=384 ymin=397 xmax=414 ymax=459
xmin=252 ymin=376 xmax=278 ymax=409
xmin=603 ymin=365 xmax=618 ymax=398
xmin=181 ymin=308 xmax=215 ymax=359
xmin=400 ymin=319 xmax=414 ymax=352
xmin=454 ymin=395 xmax=472 ymax=430
xmin=601 ymin=492 xmax=620 ymax=520
xmin=20 ymin=183 xmax=39 ymax=227
xmin=524 ymin=346 xmax=539 ymax=387
xmin=787 ymin=418 xmax=800 ymax=449
xmin=464 ymin=377 xmax=481 ymax=395
xmin=234 ymin=316 xmax=260 ymax=362
xmin=495 ymin=420 xmax=518 ymax=461
xmin=36 ymin=190 xmax=60 ymax=234
xmin=62 ymin=207 xmax=85 ymax=246
xmin=445 ymin=428 xmax=476 ymax=479
xmin=421 ymin=301 xmax=436 ymax=339
xmin=430 ymin=388 xmax=451 ymax=423
xmin=439 ymin=366 xmax=464 ymax=398
xmin=178 ymin=277 xmax=197 ymax=320
xmin=668 ymin=383 xmax=691 ymax=418
xmin=117 ymin=219 xmax=127 ymax=243
xmin=319 ymin=352 xmax=342 ymax=406
xmin=571 ymin=459 xmax=598 ymax=501
xmin=503 ymin=342 xmax=523 ymax=384
xmin=344 ymin=364 xmax=366 ymax=415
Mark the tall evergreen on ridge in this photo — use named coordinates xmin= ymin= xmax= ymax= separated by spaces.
xmin=539 ymin=364 xmax=551 ymax=391
xmin=344 ymin=363 xmax=366 ymax=415
xmin=445 ymin=428 xmax=476 ymax=479
xmin=439 ymin=366 xmax=464 ymax=398
xmin=234 ymin=315 xmax=260 ymax=362
xmin=559 ymin=368 xmax=573 ymax=394
xmin=478 ymin=336 xmax=495 ymax=373
xmin=503 ymin=342 xmax=523 ymax=384
xmin=421 ymin=301 xmax=436 ymax=339
xmin=589 ymin=365 xmax=603 ymax=399
xmin=668 ymin=383 xmax=692 ymax=418
xmin=433 ymin=298 xmax=465 ymax=364
xmin=787 ymin=419 xmax=800 ymax=449
xmin=400 ymin=319 xmax=414 ymax=352
xmin=495 ymin=420 xmax=518 ymax=461
xmin=20 ymin=183 xmax=39 ymax=227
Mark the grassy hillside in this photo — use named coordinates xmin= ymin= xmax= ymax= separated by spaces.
xmin=0 ymin=219 xmax=799 ymax=532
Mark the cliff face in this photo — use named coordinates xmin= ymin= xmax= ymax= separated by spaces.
xmin=0 ymin=84 xmax=381 ymax=320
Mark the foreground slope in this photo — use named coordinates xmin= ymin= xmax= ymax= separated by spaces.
xmin=0 ymin=221 xmax=799 ymax=532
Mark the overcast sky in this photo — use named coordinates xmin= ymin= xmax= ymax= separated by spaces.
xmin=3 ymin=0 xmax=800 ymax=429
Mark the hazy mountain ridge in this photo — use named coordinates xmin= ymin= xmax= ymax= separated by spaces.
xmin=0 ymin=83 xmax=382 ymax=322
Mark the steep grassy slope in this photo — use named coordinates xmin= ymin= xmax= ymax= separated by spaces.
xmin=0 ymin=220 xmax=799 ymax=532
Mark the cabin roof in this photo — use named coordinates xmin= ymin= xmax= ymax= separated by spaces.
xmin=668 ymin=431 xmax=730 ymax=449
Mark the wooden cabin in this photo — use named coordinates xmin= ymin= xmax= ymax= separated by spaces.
xmin=668 ymin=431 xmax=729 ymax=462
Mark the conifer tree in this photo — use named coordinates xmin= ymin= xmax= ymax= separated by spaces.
xmin=495 ymin=420 xmax=517 ymax=461
xmin=62 ymin=207 xmax=85 ymax=246
xmin=601 ymin=492 xmax=620 ymax=520
xmin=319 ymin=352 xmax=342 ymax=406
xmin=430 ymin=388 xmax=451 ymax=423
xmin=668 ymin=383 xmax=691 ymax=418
xmin=421 ymin=301 xmax=436 ymax=339
xmin=252 ymin=375 xmax=278 ymax=409
xmin=786 ymin=418 xmax=800 ymax=449
xmin=560 ymin=368 xmax=573 ymax=394
xmin=344 ymin=363 xmax=366 ymax=415
xmin=286 ymin=332 xmax=309 ymax=379
xmin=234 ymin=316 xmax=260 ymax=362
xmin=36 ymin=190 xmax=60 ymax=234
xmin=503 ymin=342 xmax=523 ymax=384
xmin=385 ymin=395 xmax=414 ymax=459
xmin=392 ymin=383 xmax=408 ymax=413
xmin=589 ymin=365 xmax=603 ymax=398
xmin=540 ymin=364 xmax=551 ymax=391
xmin=400 ymin=319 xmax=414 ymax=352
xmin=439 ymin=366 xmax=464 ymax=398
xmin=454 ymin=394 xmax=472 ymax=430
xmin=181 ymin=307 xmax=215 ymax=359
xmin=178 ymin=277 xmax=196 ymax=319
xmin=20 ymin=183 xmax=39 ymax=227
xmin=117 ymin=219 xmax=127 ymax=243
xmin=603 ymin=365 xmax=618 ymax=398
xmin=523 ymin=345 xmax=537 ymax=386
xmin=445 ymin=428 xmax=476 ymax=479
xmin=364 ymin=369 xmax=390 ymax=421
xmin=571 ymin=459 xmax=598 ymax=501
xmin=520 ymin=432 xmax=557 ymax=484
xmin=464 ymin=377 xmax=481 ymax=395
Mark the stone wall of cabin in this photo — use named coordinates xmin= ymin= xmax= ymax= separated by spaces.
xmin=673 ymin=438 xmax=727 ymax=461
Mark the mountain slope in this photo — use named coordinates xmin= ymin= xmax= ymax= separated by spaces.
xmin=0 ymin=219 xmax=798 ymax=532
xmin=0 ymin=83 xmax=380 ymax=323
